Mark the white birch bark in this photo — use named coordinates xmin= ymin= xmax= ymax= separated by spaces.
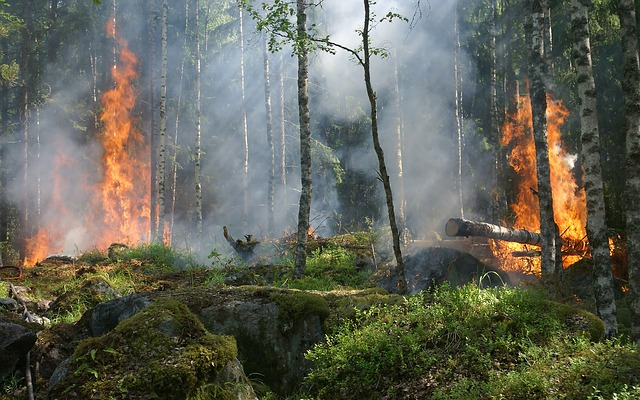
xmin=570 ymin=0 xmax=618 ymax=337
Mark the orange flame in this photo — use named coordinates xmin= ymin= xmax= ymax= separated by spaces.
xmin=94 ymin=19 xmax=150 ymax=248
xmin=23 ymin=20 xmax=150 ymax=265
xmin=493 ymin=92 xmax=587 ymax=273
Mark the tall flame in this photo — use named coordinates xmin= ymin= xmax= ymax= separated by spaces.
xmin=23 ymin=19 xmax=150 ymax=265
xmin=94 ymin=19 xmax=150 ymax=248
xmin=493 ymin=92 xmax=587 ymax=273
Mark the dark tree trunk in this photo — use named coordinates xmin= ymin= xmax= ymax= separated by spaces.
xmin=616 ymin=0 xmax=640 ymax=346
xmin=362 ymin=0 xmax=407 ymax=294
xmin=294 ymin=0 xmax=312 ymax=279
xmin=263 ymin=33 xmax=275 ymax=236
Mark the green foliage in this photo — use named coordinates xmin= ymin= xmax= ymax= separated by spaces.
xmin=304 ymin=284 xmax=637 ymax=400
xmin=279 ymin=245 xmax=369 ymax=291
xmin=113 ymin=242 xmax=201 ymax=272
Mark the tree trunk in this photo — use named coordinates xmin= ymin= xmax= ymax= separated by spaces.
xmin=616 ymin=0 xmax=640 ymax=346
xmin=147 ymin=0 xmax=158 ymax=241
xmin=194 ymin=0 xmax=203 ymax=240
xmin=541 ymin=0 xmax=554 ymax=77
xmin=294 ymin=0 xmax=312 ymax=279
xmin=570 ymin=0 xmax=618 ymax=338
xmin=362 ymin=0 xmax=407 ymax=294
xmin=263 ymin=33 xmax=275 ymax=236
xmin=239 ymin=6 xmax=249 ymax=227
xmin=279 ymin=53 xmax=288 ymax=213
xmin=527 ymin=0 xmax=558 ymax=281
xmin=170 ymin=0 xmax=190 ymax=246
xmin=392 ymin=49 xmax=407 ymax=244
xmin=157 ymin=0 xmax=168 ymax=243
xmin=489 ymin=0 xmax=500 ymax=220
xmin=20 ymin=0 xmax=31 ymax=256
xmin=454 ymin=1 xmax=465 ymax=219
xmin=445 ymin=218 xmax=542 ymax=245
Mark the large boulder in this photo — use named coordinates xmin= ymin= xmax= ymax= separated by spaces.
xmin=48 ymin=297 xmax=255 ymax=400
xmin=77 ymin=287 xmax=330 ymax=396
xmin=0 ymin=321 xmax=38 ymax=380
xmin=166 ymin=287 xmax=330 ymax=396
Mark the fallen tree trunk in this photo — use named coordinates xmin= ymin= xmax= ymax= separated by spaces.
xmin=445 ymin=218 xmax=542 ymax=246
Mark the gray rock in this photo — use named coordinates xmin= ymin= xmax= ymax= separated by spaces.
xmin=193 ymin=288 xmax=327 ymax=396
xmin=0 ymin=321 xmax=37 ymax=380
xmin=0 ymin=298 xmax=19 ymax=312
xmin=84 ymin=293 xmax=151 ymax=336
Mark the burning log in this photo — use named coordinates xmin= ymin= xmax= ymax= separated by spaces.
xmin=445 ymin=218 xmax=542 ymax=246
xmin=223 ymin=226 xmax=260 ymax=260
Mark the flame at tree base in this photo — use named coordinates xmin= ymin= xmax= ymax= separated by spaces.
xmin=494 ymin=92 xmax=587 ymax=274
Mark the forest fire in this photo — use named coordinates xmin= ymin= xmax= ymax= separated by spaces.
xmin=491 ymin=93 xmax=588 ymax=273
xmin=94 ymin=19 xmax=150 ymax=248
xmin=23 ymin=20 xmax=150 ymax=265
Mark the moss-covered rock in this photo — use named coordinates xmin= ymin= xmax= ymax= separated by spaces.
xmin=47 ymin=298 xmax=252 ymax=400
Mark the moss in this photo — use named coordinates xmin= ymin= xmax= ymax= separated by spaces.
xmin=547 ymin=301 xmax=606 ymax=341
xmin=49 ymin=298 xmax=238 ymax=399
xmin=320 ymin=288 xmax=403 ymax=332
xmin=269 ymin=289 xmax=330 ymax=330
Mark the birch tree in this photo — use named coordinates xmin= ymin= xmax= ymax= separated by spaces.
xmin=239 ymin=6 xmax=249 ymax=226
xmin=170 ymin=0 xmax=190 ymax=245
xmin=616 ymin=0 xmax=640 ymax=346
xmin=570 ymin=0 xmax=617 ymax=338
xmin=264 ymin=33 xmax=276 ymax=235
xmin=195 ymin=0 xmax=203 ymax=241
xmin=527 ymin=0 xmax=558 ymax=281
xmin=157 ymin=0 xmax=168 ymax=242
xmin=293 ymin=0 xmax=312 ymax=279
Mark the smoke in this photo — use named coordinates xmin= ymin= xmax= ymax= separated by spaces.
xmin=1 ymin=0 xmax=491 ymax=260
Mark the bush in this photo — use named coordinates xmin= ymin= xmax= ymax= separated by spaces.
xmin=304 ymin=284 xmax=638 ymax=400
xmin=112 ymin=242 xmax=201 ymax=271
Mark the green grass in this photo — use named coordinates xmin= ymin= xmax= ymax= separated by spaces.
xmin=304 ymin=284 xmax=638 ymax=400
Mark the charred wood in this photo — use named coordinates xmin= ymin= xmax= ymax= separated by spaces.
xmin=445 ymin=218 xmax=542 ymax=246
xmin=223 ymin=226 xmax=259 ymax=260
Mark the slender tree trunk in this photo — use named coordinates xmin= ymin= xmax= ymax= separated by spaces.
xmin=239 ymin=6 xmax=249 ymax=227
xmin=263 ymin=33 xmax=276 ymax=235
xmin=20 ymin=0 xmax=31 ymax=256
xmin=489 ymin=0 xmax=500 ymax=220
xmin=617 ymin=0 xmax=640 ymax=346
xmin=195 ymin=0 xmax=203 ymax=240
xmin=157 ymin=0 xmax=168 ymax=242
xmin=570 ymin=0 xmax=618 ymax=337
xmin=147 ymin=0 xmax=159 ymax=241
xmin=280 ymin=53 xmax=287 ymax=212
xmin=392 ymin=49 xmax=407 ymax=244
xmin=454 ymin=1 xmax=465 ymax=219
xmin=362 ymin=0 xmax=407 ymax=294
xmin=527 ymin=0 xmax=558 ymax=281
xmin=541 ymin=0 xmax=554 ymax=76
xmin=294 ymin=0 xmax=312 ymax=279
xmin=170 ymin=0 xmax=190 ymax=245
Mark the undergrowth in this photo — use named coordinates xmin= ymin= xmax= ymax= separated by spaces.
xmin=304 ymin=284 xmax=639 ymax=400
